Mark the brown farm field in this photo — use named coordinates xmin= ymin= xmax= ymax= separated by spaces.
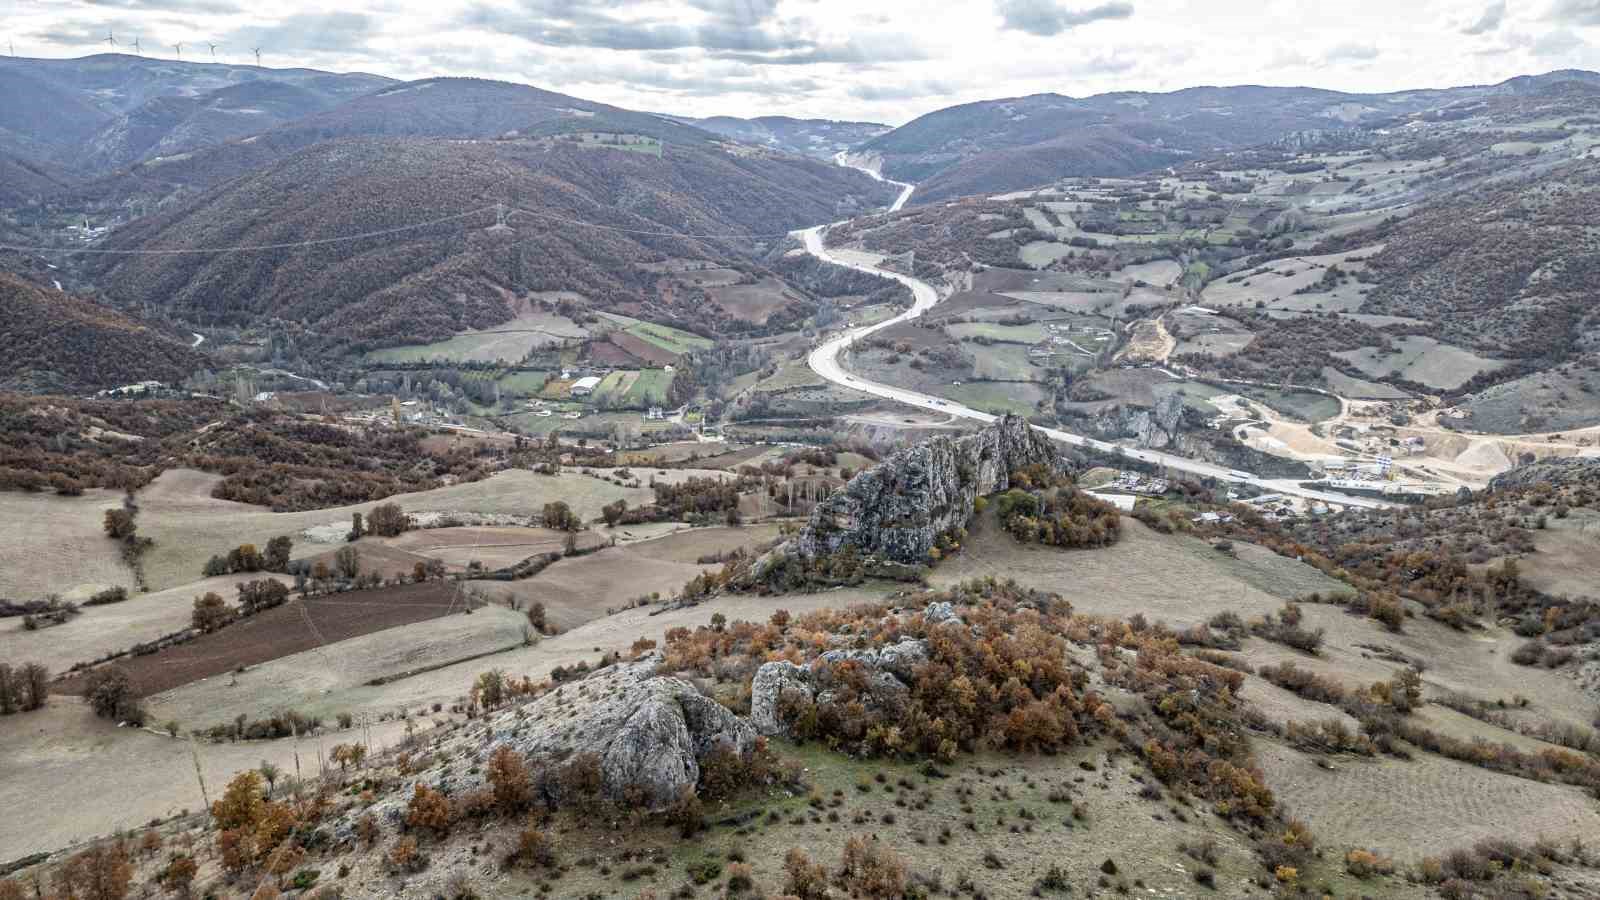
xmin=0 ymin=486 xmax=136 ymax=600
xmin=381 ymin=526 xmax=605 ymax=571
xmin=56 ymin=580 xmax=463 ymax=698
xmin=118 ymin=467 xmax=684 ymax=591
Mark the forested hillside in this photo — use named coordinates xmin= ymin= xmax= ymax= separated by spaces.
xmin=0 ymin=272 xmax=205 ymax=392
xmin=0 ymin=53 xmax=391 ymax=175
xmin=858 ymin=75 xmax=1598 ymax=203
xmin=85 ymin=134 xmax=895 ymax=352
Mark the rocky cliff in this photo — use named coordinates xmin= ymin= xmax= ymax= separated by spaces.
xmin=370 ymin=653 xmax=756 ymax=817
xmin=785 ymin=414 xmax=1068 ymax=565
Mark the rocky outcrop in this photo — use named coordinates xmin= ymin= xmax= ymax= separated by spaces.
xmin=751 ymin=627 xmax=939 ymax=738
xmin=1489 ymin=456 xmax=1600 ymax=491
xmin=785 ymin=414 xmax=1067 ymax=565
xmin=458 ymin=654 xmax=755 ymax=810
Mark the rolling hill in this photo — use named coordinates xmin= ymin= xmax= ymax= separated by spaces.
xmin=0 ymin=53 xmax=390 ymax=175
xmin=0 ymin=271 xmax=206 ymax=391
xmin=684 ymin=115 xmax=891 ymax=159
xmin=84 ymin=131 xmax=896 ymax=352
xmin=56 ymin=77 xmax=742 ymax=212
xmin=858 ymin=72 xmax=1600 ymax=203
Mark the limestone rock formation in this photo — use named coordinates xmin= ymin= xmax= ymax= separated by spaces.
xmin=786 ymin=414 xmax=1067 ymax=565
xmin=398 ymin=654 xmax=756 ymax=812
xmin=751 ymin=623 xmax=943 ymax=738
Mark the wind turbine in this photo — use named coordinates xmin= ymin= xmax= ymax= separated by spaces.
xmin=105 ymin=31 xmax=116 ymax=49
xmin=207 ymin=42 xmax=218 ymax=60
xmin=131 ymin=37 xmax=141 ymax=55
xmin=251 ymin=46 xmax=261 ymax=66
xmin=172 ymin=41 xmax=182 ymax=59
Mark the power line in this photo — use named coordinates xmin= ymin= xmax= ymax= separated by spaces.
xmin=0 ymin=206 xmax=494 ymax=256
xmin=505 ymin=205 xmax=795 ymax=239
xmin=0 ymin=201 xmax=798 ymax=257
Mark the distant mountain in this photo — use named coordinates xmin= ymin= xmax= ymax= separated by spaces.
xmin=85 ymin=131 xmax=896 ymax=352
xmin=0 ymin=54 xmax=391 ymax=174
xmin=683 ymin=115 xmax=891 ymax=159
xmin=860 ymin=72 xmax=1600 ymax=203
xmin=0 ymin=271 xmax=205 ymax=392
xmin=59 ymin=77 xmax=734 ymax=212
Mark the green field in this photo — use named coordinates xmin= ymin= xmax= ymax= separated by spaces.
xmin=967 ymin=343 xmax=1041 ymax=382
xmin=942 ymin=381 xmax=1048 ymax=416
xmin=947 ymin=322 xmax=1048 ymax=343
xmin=597 ymin=313 xmax=714 ymax=356
xmin=592 ymin=369 xmax=675 ymax=408
xmin=495 ymin=370 xmax=550 ymax=397
xmin=1234 ymin=385 xmax=1343 ymax=423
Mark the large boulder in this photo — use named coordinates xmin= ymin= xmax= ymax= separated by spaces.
xmin=481 ymin=654 xmax=756 ymax=808
xmin=785 ymin=414 xmax=1067 ymax=566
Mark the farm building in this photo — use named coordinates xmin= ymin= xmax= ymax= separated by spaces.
xmin=570 ymin=375 xmax=603 ymax=396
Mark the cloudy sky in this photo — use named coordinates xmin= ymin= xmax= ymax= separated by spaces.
xmin=14 ymin=0 xmax=1600 ymax=123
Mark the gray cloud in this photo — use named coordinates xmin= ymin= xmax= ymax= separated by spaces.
xmin=1462 ymin=1 xmax=1506 ymax=34
xmin=1533 ymin=28 xmax=1585 ymax=53
xmin=1323 ymin=42 xmax=1380 ymax=62
xmin=224 ymin=12 xmax=376 ymax=53
xmin=458 ymin=0 xmax=923 ymax=66
xmin=995 ymin=0 xmax=1133 ymax=37
xmin=1548 ymin=0 xmax=1600 ymax=26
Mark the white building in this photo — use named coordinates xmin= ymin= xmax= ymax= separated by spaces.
xmin=570 ymin=375 xmax=603 ymax=396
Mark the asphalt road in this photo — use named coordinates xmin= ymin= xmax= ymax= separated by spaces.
xmin=796 ymin=220 xmax=1394 ymax=510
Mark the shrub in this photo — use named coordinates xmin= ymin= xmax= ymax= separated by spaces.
xmin=160 ymin=855 xmax=198 ymax=893
xmin=191 ymin=592 xmax=232 ymax=632
xmin=511 ymin=824 xmax=556 ymax=868
xmin=783 ymin=847 xmax=830 ymax=899
xmin=486 ymin=747 xmax=532 ymax=814
xmin=84 ymin=665 xmax=144 ymax=724
xmin=405 ymin=784 xmax=453 ymax=838
xmin=1344 ymin=848 xmax=1394 ymax=877
xmin=85 ymin=587 xmax=129 ymax=607
xmin=839 ymin=834 xmax=907 ymax=899
xmin=388 ymin=836 xmax=425 ymax=873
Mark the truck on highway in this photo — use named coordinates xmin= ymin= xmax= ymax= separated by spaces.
xmin=1228 ymin=469 xmax=1254 ymax=481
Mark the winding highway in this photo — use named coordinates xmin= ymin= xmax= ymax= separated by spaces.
xmin=796 ymin=192 xmax=1395 ymax=511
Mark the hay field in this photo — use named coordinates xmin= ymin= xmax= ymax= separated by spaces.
xmin=129 ymin=468 xmax=678 ymax=591
xmin=143 ymin=605 xmax=530 ymax=726
xmin=0 ymin=573 xmax=292 ymax=674
xmin=1333 ymin=336 xmax=1506 ymax=392
xmin=1201 ymin=247 xmax=1378 ymax=308
xmin=1516 ymin=509 xmax=1600 ymax=598
xmin=0 ymin=486 xmax=134 ymax=600
xmin=364 ymin=312 xmax=588 ymax=364
xmin=1256 ymin=738 xmax=1600 ymax=859
xmin=469 ymin=545 xmax=719 ymax=631
xmin=384 ymin=527 xmax=603 ymax=571
xmin=932 ymin=513 xmax=1346 ymax=627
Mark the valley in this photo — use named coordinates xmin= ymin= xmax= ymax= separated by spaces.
xmin=0 ymin=46 xmax=1598 ymax=900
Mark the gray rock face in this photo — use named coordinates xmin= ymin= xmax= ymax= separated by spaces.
xmin=480 ymin=653 xmax=755 ymax=808
xmin=750 ymin=660 xmax=814 ymax=737
xmin=750 ymin=638 xmax=929 ymax=738
xmin=788 ymin=414 xmax=1066 ymax=565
